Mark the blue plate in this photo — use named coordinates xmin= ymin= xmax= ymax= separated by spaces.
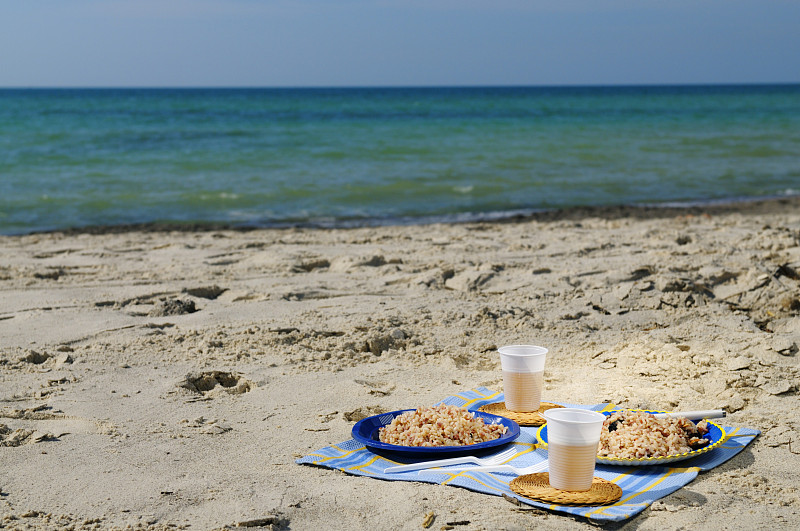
xmin=352 ymin=408 xmax=520 ymax=457
xmin=536 ymin=409 xmax=726 ymax=465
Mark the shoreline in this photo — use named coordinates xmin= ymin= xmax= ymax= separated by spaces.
xmin=8 ymin=194 xmax=800 ymax=237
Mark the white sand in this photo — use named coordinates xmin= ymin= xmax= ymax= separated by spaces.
xmin=1 ymin=199 xmax=799 ymax=530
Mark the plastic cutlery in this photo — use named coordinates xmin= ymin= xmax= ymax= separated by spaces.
xmin=383 ymin=447 xmax=518 ymax=474
xmin=417 ymin=461 xmax=548 ymax=476
xmin=651 ymin=409 xmax=725 ymax=420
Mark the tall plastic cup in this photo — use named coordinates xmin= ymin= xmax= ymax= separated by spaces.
xmin=543 ymin=408 xmax=606 ymax=491
xmin=498 ymin=345 xmax=548 ymax=412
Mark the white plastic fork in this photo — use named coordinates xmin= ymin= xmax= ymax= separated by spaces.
xmin=383 ymin=447 xmax=519 ymax=474
xmin=417 ymin=461 xmax=548 ymax=476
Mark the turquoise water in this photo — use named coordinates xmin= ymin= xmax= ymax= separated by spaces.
xmin=1 ymin=85 xmax=799 ymax=234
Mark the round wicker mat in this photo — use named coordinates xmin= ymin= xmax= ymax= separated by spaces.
xmin=478 ymin=402 xmax=563 ymax=426
xmin=510 ymin=473 xmax=622 ymax=506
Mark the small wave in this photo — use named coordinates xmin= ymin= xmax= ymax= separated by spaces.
xmin=197 ymin=192 xmax=240 ymax=201
xmin=453 ymin=185 xmax=474 ymax=194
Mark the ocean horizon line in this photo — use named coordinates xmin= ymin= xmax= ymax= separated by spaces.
xmin=3 ymin=81 xmax=800 ymax=91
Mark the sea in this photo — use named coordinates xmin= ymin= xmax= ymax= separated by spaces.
xmin=1 ymin=84 xmax=799 ymax=235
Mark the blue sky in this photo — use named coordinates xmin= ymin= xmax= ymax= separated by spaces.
xmin=1 ymin=0 xmax=798 ymax=87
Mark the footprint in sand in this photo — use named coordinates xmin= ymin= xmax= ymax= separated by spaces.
xmin=148 ymin=298 xmax=198 ymax=317
xmin=0 ymin=405 xmax=119 ymax=446
xmin=292 ymin=258 xmax=330 ymax=273
xmin=178 ymin=371 xmax=255 ymax=399
xmin=182 ymin=285 xmax=227 ymax=299
xmin=180 ymin=416 xmax=233 ymax=435
xmin=0 ymin=424 xmax=54 ymax=446
xmin=17 ymin=349 xmax=74 ymax=368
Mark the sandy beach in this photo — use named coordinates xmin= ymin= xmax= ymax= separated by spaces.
xmin=2 ymin=197 xmax=800 ymax=530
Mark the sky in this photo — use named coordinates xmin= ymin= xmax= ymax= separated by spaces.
xmin=1 ymin=0 xmax=799 ymax=88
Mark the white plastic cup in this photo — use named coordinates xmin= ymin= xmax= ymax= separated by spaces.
xmin=498 ymin=345 xmax=548 ymax=412
xmin=543 ymin=408 xmax=606 ymax=491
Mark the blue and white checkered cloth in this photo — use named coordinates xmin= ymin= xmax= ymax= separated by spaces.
xmin=296 ymin=387 xmax=760 ymax=522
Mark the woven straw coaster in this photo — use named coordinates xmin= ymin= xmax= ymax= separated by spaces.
xmin=478 ymin=402 xmax=563 ymax=426
xmin=510 ymin=473 xmax=623 ymax=506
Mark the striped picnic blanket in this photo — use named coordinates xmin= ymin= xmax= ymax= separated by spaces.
xmin=296 ymin=387 xmax=760 ymax=522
